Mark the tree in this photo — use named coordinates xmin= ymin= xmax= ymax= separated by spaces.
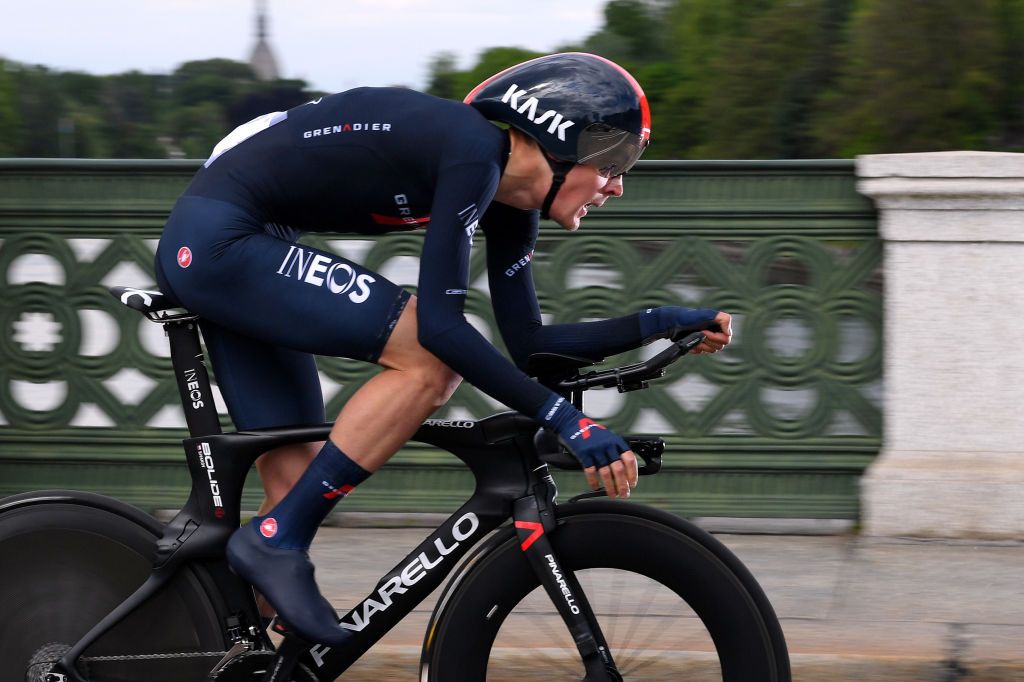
xmin=8 ymin=64 xmax=65 ymax=156
xmin=0 ymin=60 xmax=21 ymax=156
xmin=646 ymin=0 xmax=770 ymax=159
xmin=172 ymin=59 xmax=257 ymax=108
xmin=696 ymin=0 xmax=850 ymax=158
xmin=425 ymin=52 xmax=460 ymax=100
xmin=994 ymin=0 xmax=1024 ymax=149
xmin=599 ymin=0 xmax=673 ymax=63
xmin=455 ymin=47 xmax=544 ymax=98
xmin=229 ymin=79 xmax=313 ymax=128
xmin=813 ymin=0 xmax=1001 ymax=155
xmin=168 ymin=102 xmax=227 ymax=158
xmin=100 ymin=71 xmax=167 ymax=157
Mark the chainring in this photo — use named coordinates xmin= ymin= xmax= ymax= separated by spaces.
xmin=211 ymin=650 xmax=317 ymax=682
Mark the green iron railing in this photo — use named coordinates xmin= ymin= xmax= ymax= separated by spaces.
xmin=0 ymin=159 xmax=880 ymax=518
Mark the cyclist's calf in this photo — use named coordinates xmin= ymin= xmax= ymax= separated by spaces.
xmin=256 ymin=441 xmax=321 ymax=512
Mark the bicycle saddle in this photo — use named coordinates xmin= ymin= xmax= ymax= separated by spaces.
xmin=109 ymin=285 xmax=181 ymax=315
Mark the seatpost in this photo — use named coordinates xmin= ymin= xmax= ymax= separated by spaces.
xmin=165 ymin=319 xmax=222 ymax=438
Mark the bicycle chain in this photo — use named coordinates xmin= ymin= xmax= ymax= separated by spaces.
xmin=80 ymin=650 xmax=227 ymax=662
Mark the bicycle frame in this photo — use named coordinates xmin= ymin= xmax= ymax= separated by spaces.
xmin=52 ymin=313 xmax=620 ymax=681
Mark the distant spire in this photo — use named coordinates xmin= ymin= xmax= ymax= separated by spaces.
xmin=249 ymin=0 xmax=281 ymax=81
xmin=257 ymin=0 xmax=267 ymax=39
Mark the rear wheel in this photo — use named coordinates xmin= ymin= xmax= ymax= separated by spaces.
xmin=0 ymin=493 xmax=226 ymax=682
xmin=424 ymin=502 xmax=790 ymax=681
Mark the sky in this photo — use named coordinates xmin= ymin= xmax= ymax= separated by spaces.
xmin=0 ymin=0 xmax=610 ymax=93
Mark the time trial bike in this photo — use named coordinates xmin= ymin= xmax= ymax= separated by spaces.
xmin=0 ymin=285 xmax=790 ymax=681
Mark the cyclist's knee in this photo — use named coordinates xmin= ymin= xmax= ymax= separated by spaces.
xmin=379 ymin=297 xmax=462 ymax=405
xmin=416 ymin=352 xmax=463 ymax=406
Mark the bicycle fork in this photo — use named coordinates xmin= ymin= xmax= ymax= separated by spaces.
xmin=513 ymin=465 xmax=620 ymax=682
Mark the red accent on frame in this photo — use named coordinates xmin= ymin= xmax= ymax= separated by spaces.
xmin=514 ymin=520 xmax=545 ymax=552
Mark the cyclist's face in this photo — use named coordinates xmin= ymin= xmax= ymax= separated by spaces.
xmin=550 ymin=165 xmax=624 ymax=232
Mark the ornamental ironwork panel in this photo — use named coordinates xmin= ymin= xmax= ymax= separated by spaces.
xmin=0 ymin=160 xmax=879 ymax=518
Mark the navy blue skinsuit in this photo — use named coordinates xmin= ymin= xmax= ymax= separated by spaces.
xmin=155 ymin=87 xmax=645 ymax=430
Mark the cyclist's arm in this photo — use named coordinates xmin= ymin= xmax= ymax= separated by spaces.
xmin=415 ymin=163 xmax=552 ymax=418
xmin=418 ymin=174 xmax=636 ymax=495
xmin=480 ymin=202 xmax=716 ymax=368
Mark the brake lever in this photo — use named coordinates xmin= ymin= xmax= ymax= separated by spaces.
xmin=676 ymin=331 xmax=706 ymax=354
xmin=535 ymin=430 xmax=665 ymax=477
xmin=670 ymin=322 xmax=722 ymax=342
xmin=567 ymin=438 xmax=664 ymax=503
xmin=629 ymin=437 xmax=664 ymax=475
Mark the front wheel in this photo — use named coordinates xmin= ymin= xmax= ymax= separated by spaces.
xmin=0 ymin=491 xmax=227 ymax=682
xmin=423 ymin=501 xmax=790 ymax=681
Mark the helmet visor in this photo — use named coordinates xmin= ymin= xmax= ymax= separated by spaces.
xmin=577 ymin=123 xmax=649 ymax=177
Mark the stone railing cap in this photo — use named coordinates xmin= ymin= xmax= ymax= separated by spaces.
xmin=857 ymin=151 xmax=1024 ymax=179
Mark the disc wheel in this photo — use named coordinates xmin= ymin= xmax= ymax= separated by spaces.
xmin=424 ymin=502 xmax=790 ymax=681
xmin=0 ymin=496 xmax=226 ymax=682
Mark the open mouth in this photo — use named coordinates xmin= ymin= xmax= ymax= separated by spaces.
xmin=577 ymin=201 xmax=601 ymax=222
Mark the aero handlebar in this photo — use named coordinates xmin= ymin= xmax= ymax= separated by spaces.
xmin=554 ymin=332 xmax=706 ymax=394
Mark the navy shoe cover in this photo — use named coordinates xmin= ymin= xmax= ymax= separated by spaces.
xmin=226 ymin=520 xmax=352 ymax=647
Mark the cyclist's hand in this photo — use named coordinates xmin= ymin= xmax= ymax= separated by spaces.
xmin=586 ymin=449 xmax=638 ymax=499
xmin=639 ymin=306 xmax=720 ymax=344
xmin=692 ymin=311 xmax=733 ymax=354
xmin=536 ymin=396 xmax=638 ymax=498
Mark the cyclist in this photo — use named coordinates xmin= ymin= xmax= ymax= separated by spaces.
xmin=153 ymin=52 xmax=732 ymax=646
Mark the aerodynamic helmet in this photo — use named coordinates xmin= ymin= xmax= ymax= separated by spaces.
xmin=464 ymin=52 xmax=651 ymax=178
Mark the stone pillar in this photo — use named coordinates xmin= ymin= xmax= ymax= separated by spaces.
xmin=858 ymin=151 xmax=1024 ymax=538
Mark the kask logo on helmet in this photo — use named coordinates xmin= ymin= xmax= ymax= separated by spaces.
xmin=501 ymin=83 xmax=576 ymax=141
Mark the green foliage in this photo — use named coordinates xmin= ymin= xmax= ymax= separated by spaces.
xmin=697 ymin=0 xmax=843 ymax=158
xmin=993 ymin=0 xmax=1024 ymax=149
xmin=815 ymin=0 xmax=1002 ymax=155
xmin=167 ymin=102 xmax=226 ymax=158
xmin=2 ymin=0 xmax=1023 ymax=159
xmin=172 ymin=59 xmax=257 ymax=108
xmin=454 ymin=47 xmax=545 ymax=99
xmin=600 ymin=0 xmax=673 ymax=62
xmin=424 ymin=0 xmax=1021 ymax=158
xmin=0 ymin=56 xmax=314 ymax=159
xmin=425 ymin=52 xmax=460 ymax=100
xmin=0 ymin=61 xmax=21 ymax=156
xmin=8 ymin=63 xmax=65 ymax=156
